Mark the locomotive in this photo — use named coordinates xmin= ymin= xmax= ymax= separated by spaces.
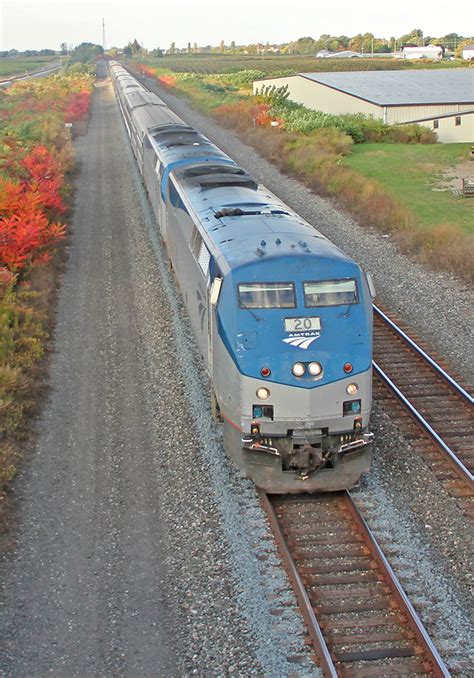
xmin=110 ymin=62 xmax=375 ymax=493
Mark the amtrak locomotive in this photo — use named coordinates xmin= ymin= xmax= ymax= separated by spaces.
xmin=110 ymin=62 xmax=375 ymax=493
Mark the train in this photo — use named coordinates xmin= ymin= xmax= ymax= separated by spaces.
xmin=109 ymin=61 xmax=375 ymax=493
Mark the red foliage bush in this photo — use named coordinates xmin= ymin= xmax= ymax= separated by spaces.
xmin=64 ymin=91 xmax=91 ymax=122
xmin=158 ymin=75 xmax=177 ymax=88
xmin=0 ymin=175 xmax=65 ymax=270
xmin=215 ymin=100 xmax=283 ymax=130
xmin=0 ymin=143 xmax=67 ymax=271
xmin=20 ymin=145 xmax=65 ymax=213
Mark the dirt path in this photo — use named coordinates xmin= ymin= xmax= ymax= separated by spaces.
xmin=0 ymin=66 xmax=178 ymax=677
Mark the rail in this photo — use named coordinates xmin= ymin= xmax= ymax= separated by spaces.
xmin=373 ymin=360 xmax=473 ymax=485
xmin=373 ymin=305 xmax=473 ymax=405
xmin=260 ymin=491 xmax=451 ymax=677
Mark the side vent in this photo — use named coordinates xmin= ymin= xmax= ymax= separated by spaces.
xmin=198 ymin=241 xmax=211 ymax=275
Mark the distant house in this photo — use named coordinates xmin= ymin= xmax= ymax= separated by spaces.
xmin=462 ymin=44 xmax=474 ymax=60
xmin=401 ymin=44 xmax=444 ymax=60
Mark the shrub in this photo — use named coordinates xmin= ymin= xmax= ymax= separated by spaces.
xmin=0 ymin=70 xmax=93 ymax=509
xmin=255 ymin=83 xmax=290 ymax=106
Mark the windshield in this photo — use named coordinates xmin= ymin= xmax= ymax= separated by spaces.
xmin=238 ymin=282 xmax=296 ymax=309
xmin=304 ymin=279 xmax=358 ymax=307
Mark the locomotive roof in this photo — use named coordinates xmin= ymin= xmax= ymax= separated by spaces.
xmin=172 ymin=163 xmax=352 ymax=273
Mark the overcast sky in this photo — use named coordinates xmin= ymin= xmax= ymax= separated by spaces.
xmin=1 ymin=0 xmax=472 ymax=51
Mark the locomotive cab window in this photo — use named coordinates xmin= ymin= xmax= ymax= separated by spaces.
xmin=238 ymin=283 xmax=296 ymax=309
xmin=304 ymin=279 xmax=358 ymax=307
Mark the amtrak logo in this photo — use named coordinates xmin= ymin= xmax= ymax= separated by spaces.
xmin=283 ymin=332 xmax=320 ymax=350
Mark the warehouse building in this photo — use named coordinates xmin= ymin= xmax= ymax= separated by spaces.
xmin=253 ymin=69 xmax=474 ymax=142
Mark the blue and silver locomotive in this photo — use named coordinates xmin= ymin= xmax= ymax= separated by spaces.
xmin=110 ymin=62 xmax=374 ymax=493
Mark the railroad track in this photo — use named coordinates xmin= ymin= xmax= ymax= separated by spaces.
xmin=373 ymin=305 xmax=474 ymax=517
xmin=261 ymin=491 xmax=450 ymax=677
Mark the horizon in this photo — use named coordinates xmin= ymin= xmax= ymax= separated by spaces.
xmin=1 ymin=0 xmax=472 ymax=52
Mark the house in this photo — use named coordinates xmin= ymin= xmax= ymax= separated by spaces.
xmin=462 ymin=44 xmax=474 ymax=60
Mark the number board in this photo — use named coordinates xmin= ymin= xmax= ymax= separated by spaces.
xmin=284 ymin=317 xmax=321 ymax=333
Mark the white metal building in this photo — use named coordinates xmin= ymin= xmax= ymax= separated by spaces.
xmin=400 ymin=45 xmax=443 ymax=60
xmin=462 ymin=44 xmax=474 ymax=60
xmin=253 ymin=69 xmax=474 ymax=142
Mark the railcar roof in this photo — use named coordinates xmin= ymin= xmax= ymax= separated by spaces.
xmin=124 ymin=90 xmax=167 ymax=110
xmin=132 ymin=105 xmax=184 ymax=136
xmin=149 ymin=127 xmax=231 ymax=166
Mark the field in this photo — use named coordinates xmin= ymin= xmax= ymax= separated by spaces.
xmin=344 ymin=144 xmax=473 ymax=234
xmin=0 ymin=56 xmax=58 ymax=78
xmin=147 ymin=53 xmax=461 ymax=75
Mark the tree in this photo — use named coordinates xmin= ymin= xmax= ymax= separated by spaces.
xmin=69 ymin=42 xmax=103 ymax=63
xmin=169 ymin=41 xmax=176 ymax=54
xmin=455 ymin=38 xmax=474 ymax=58
xmin=288 ymin=36 xmax=317 ymax=54
xmin=399 ymin=28 xmax=424 ymax=47
xmin=131 ymin=38 xmax=142 ymax=54
xmin=60 ymin=42 xmax=68 ymax=55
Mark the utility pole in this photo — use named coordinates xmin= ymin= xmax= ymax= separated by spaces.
xmin=102 ymin=18 xmax=106 ymax=51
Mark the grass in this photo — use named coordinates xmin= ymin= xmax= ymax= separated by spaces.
xmin=344 ymin=143 xmax=473 ymax=234
xmin=0 ymin=56 xmax=57 ymax=78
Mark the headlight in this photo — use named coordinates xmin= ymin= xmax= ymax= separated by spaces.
xmin=346 ymin=383 xmax=359 ymax=395
xmin=292 ymin=363 xmax=305 ymax=377
xmin=256 ymin=387 xmax=270 ymax=400
xmin=308 ymin=362 xmax=323 ymax=376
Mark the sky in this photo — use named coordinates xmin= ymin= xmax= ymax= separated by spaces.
xmin=1 ymin=0 xmax=472 ymax=52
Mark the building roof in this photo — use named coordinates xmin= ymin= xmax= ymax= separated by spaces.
xmin=402 ymin=44 xmax=442 ymax=52
xmin=299 ymin=69 xmax=474 ymax=106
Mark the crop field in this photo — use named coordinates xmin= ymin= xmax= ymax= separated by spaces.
xmin=344 ymin=143 xmax=473 ymax=234
xmin=146 ymin=53 xmax=459 ymax=75
xmin=0 ymin=56 xmax=58 ymax=78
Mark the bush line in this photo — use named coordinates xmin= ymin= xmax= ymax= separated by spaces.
xmin=0 ymin=67 xmax=94 ymax=519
